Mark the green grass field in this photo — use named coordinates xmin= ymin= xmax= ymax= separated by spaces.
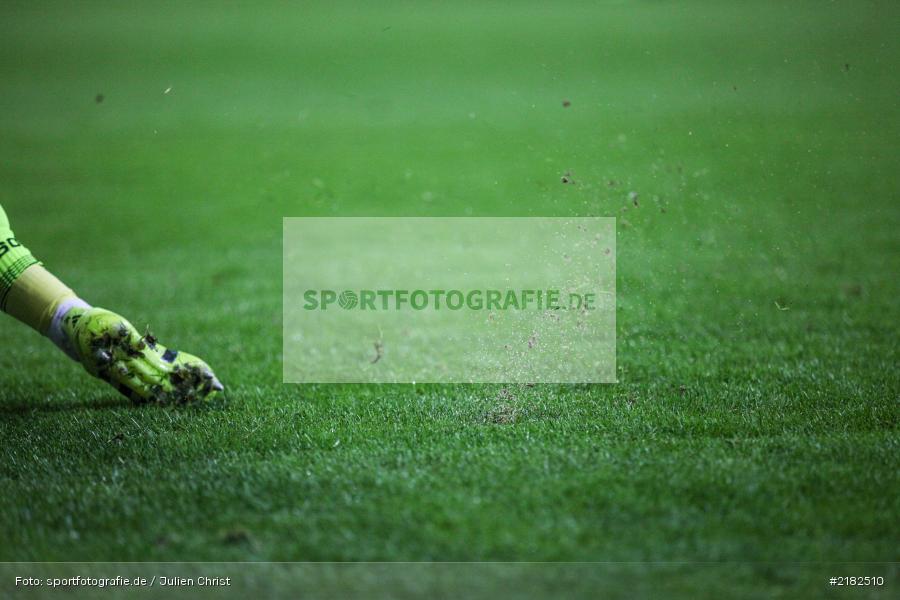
xmin=0 ymin=0 xmax=898 ymax=597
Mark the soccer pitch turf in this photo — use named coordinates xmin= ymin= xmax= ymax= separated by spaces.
xmin=0 ymin=0 xmax=897 ymax=596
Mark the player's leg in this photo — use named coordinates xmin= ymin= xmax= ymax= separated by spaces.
xmin=0 ymin=203 xmax=222 ymax=403
xmin=0 ymin=203 xmax=45 ymax=318
xmin=1 ymin=204 xmax=83 ymax=348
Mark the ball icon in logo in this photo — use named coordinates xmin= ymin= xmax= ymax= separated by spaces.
xmin=338 ymin=290 xmax=359 ymax=309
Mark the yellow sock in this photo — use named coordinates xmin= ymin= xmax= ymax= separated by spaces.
xmin=5 ymin=264 xmax=80 ymax=334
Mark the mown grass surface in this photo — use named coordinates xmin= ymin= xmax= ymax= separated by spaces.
xmin=0 ymin=1 xmax=897 ymax=597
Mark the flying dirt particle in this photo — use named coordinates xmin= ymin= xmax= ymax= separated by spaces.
xmin=562 ymin=99 xmax=571 ymax=108
xmin=221 ymin=529 xmax=252 ymax=546
xmin=527 ymin=332 xmax=537 ymax=349
xmin=732 ymin=85 xmax=738 ymax=91
xmin=604 ymin=248 xmax=611 ymax=255
xmin=561 ymin=171 xmax=574 ymax=184
xmin=381 ymin=25 xmax=392 ymax=32
xmin=842 ymin=283 xmax=863 ymax=297
xmin=95 ymin=93 xmax=104 ymax=104
xmin=843 ymin=63 xmax=850 ymax=72
xmin=629 ymin=191 xmax=639 ymax=206
xmin=371 ymin=340 xmax=384 ymax=364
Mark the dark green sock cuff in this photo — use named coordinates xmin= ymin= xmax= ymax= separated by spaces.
xmin=0 ymin=237 xmax=40 ymax=312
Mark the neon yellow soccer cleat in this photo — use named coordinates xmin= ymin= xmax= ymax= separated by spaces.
xmin=59 ymin=307 xmax=224 ymax=403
